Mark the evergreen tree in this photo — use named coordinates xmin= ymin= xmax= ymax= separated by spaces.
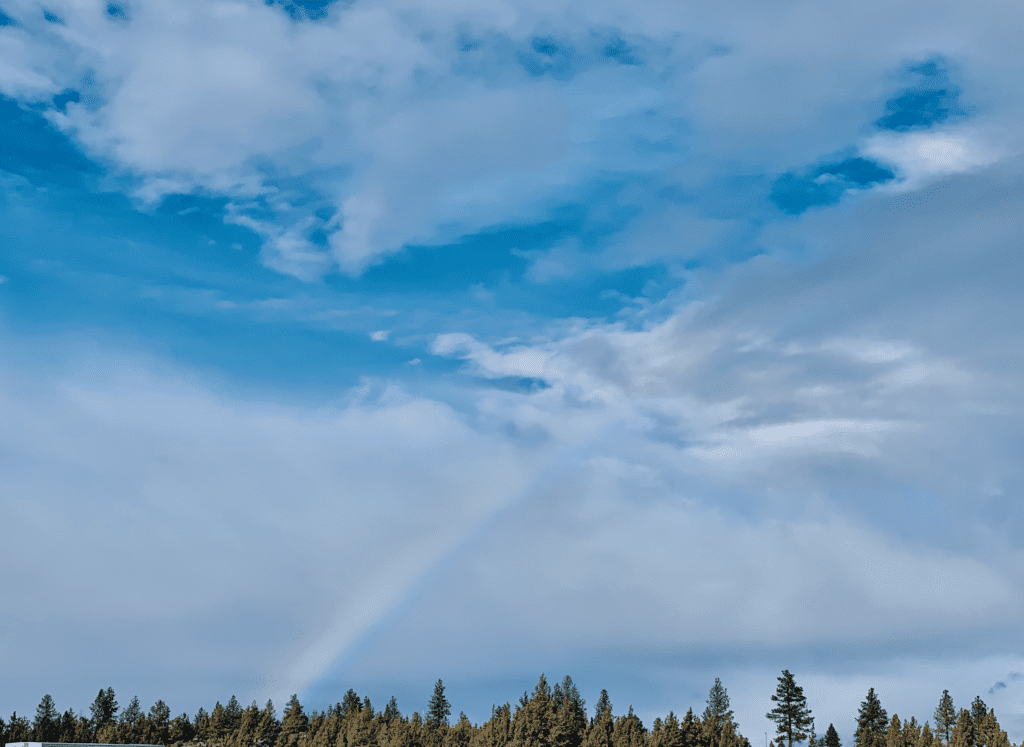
xmin=680 ymin=710 xmax=701 ymax=747
xmin=825 ymin=725 xmax=841 ymax=747
xmin=120 ymin=695 xmax=144 ymax=742
xmin=8 ymin=712 xmax=32 ymax=742
xmin=512 ymin=673 xmax=555 ymax=747
xmin=593 ymin=693 xmax=612 ymax=726
xmin=582 ymin=692 xmax=613 ymax=747
xmin=659 ymin=712 xmax=685 ymax=747
xmin=611 ymin=706 xmax=645 ymax=747
xmin=277 ymin=695 xmax=310 ymax=747
xmin=949 ymin=711 xmax=975 ymax=747
xmin=256 ymin=702 xmax=281 ymax=747
xmin=470 ymin=704 xmax=511 ymax=747
xmin=917 ymin=724 xmax=934 ymax=747
xmin=308 ymin=705 xmax=341 ymax=747
xmin=969 ymin=701 xmax=987 ymax=747
xmin=342 ymin=692 xmax=364 ymax=721
xmin=552 ymin=676 xmax=587 ymax=747
xmin=384 ymin=699 xmax=403 ymax=724
xmin=225 ymin=696 xmax=244 ymax=739
xmin=171 ymin=713 xmax=196 ymax=744
xmin=886 ymin=715 xmax=904 ymax=747
xmin=57 ymin=708 xmax=78 ymax=742
xmin=75 ymin=712 xmax=96 ymax=743
xmin=147 ymin=700 xmax=171 ymax=745
xmin=903 ymin=718 xmax=922 ymax=747
xmin=92 ymin=688 xmax=120 ymax=733
xmin=347 ymin=705 xmax=379 ymax=747
xmin=934 ymin=693 xmax=956 ymax=747
xmin=766 ymin=671 xmax=814 ymax=747
xmin=234 ymin=703 xmax=261 ymax=747
xmin=443 ymin=714 xmax=473 ymax=747
xmin=210 ymin=702 xmax=230 ymax=742
xmin=33 ymin=694 xmax=60 ymax=742
xmin=428 ymin=681 xmax=452 ymax=730
xmin=195 ymin=707 xmax=212 ymax=743
xmin=702 ymin=679 xmax=736 ymax=747
xmin=853 ymin=689 xmax=888 ymax=747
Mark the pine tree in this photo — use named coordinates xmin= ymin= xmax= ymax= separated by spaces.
xmin=611 ymin=706 xmax=645 ymax=747
xmin=903 ymin=718 xmax=922 ymax=747
xmin=427 ymin=681 xmax=452 ymax=730
xmin=949 ymin=712 xmax=974 ymax=747
xmin=680 ymin=710 xmax=701 ymax=747
xmin=171 ymin=713 xmax=196 ymax=744
xmin=766 ymin=671 xmax=814 ymax=747
xmin=934 ymin=693 xmax=956 ymax=747
xmin=592 ymin=693 xmax=612 ymax=727
xmin=225 ymin=696 xmax=244 ymax=740
xmin=384 ymin=699 xmax=402 ymax=724
xmin=57 ymin=708 xmax=77 ymax=742
xmin=120 ymin=695 xmax=144 ymax=742
xmin=7 ymin=712 xmax=31 ymax=742
xmin=348 ymin=704 xmax=379 ymax=747
xmin=443 ymin=714 xmax=473 ymax=747
xmin=195 ymin=708 xmax=213 ymax=743
xmin=256 ymin=702 xmax=281 ymax=747
xmin=702 ymin=679 xmax=737 ymax=747
xmin=342 ymin=692 xmax=364 ymax=722
xmin=582 ymin=692 xmax=613 ymax=747
xmin=33 ymin=694 xmax=60 ymax=741
xmin=825 ymin=725 xmax=841 ymax=747
xmin=92 ymin=688 xmax=120 ymax=733
xmin=853 ymin=689 xmax=887 ymax=747
xmin=470 ymin=704 xmax=511 ymax=747
xmin=512 ymin=674 xmax=555 ymax=747
xmin=75 ymin=712 xmax=95 ymax=743
xmin=277 ymin=695 xmax=310 ymax=747
xmin=886 ymin=714 xmax=904 ymax=747
xmin=234 ymin=702 xmax=261 ymax=747
xmin=145 ymin=699 xmax=171 ymax=745
xmin=917 ymin=723 xmax=934 ymax=747
xmin=552 ymin=676 xmax=587 ymax=747
xmin=659 ymin=712 xmax=685 ymax=747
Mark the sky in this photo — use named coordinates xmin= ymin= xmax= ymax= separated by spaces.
xmin=1 ymin=0 xmax=1023 ymax=745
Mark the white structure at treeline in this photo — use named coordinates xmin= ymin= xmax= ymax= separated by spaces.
xmin=6 ymin=743 xmax=165 ymax=747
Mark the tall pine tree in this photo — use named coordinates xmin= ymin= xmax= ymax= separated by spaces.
xmin=702 ymin=679 xmax=736 ymax=747
xmin=32 ymin=694 xmax=60 ymax=741
xmin=825 ymin=724 xmax=842 ymax=747
xmin=766 ymin=671 xmax=814 ymax=747
xmin=427 ymin=681 xmax=452 ymax=730
xmin=552 ymin=675 xmax=587 ymax=747
xmin=853 ymin=689 xmax=887 ymax=747
xmin=934 ymin=693 xmax=956 ymax=747
xmin=582 ymin=691 xmax=613 ymax=747
xmin=949 ymin=711 xmax=975 ymax=747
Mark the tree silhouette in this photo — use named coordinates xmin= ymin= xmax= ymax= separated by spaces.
xmin=766 ymin=671 xmax=814 ymax=747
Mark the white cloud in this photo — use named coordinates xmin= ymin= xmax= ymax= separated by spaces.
xmin=863 ymin=127 xmax=1014 ymax=192
xmin=2 ymin=0 xmax=1023 ymax=279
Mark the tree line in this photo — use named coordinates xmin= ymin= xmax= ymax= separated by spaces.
xmin=1 ymin=670 xmax=1016 ymax=747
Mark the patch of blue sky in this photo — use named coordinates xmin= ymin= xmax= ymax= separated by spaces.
xmin=874 ymin=56 xmax=969 ymax=131
xmin=517 ymin=37 xmax=579 ymax=81
xmin=602 ymin=35 xmax=643 ymax=66
xmin=0 ymin=95 xmax=100 ymax=188
xmin=264 ymin=0 xmax=346 ymax=21
xmin=0 ymin=98 xmax=681 ymax=398
xmin=105 ymin=2 xmax=128 ymax=20
xmin=0 ymin=5 xmax=15 ymax=25
xmin=770 ymin=156 xmax=895 ymax=215
xmin=42 ymin=8 xmax=62 ymax=23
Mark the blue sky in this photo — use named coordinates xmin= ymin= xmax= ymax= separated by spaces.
xmin=1 ymin=0 xmax=1023 ymax=745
